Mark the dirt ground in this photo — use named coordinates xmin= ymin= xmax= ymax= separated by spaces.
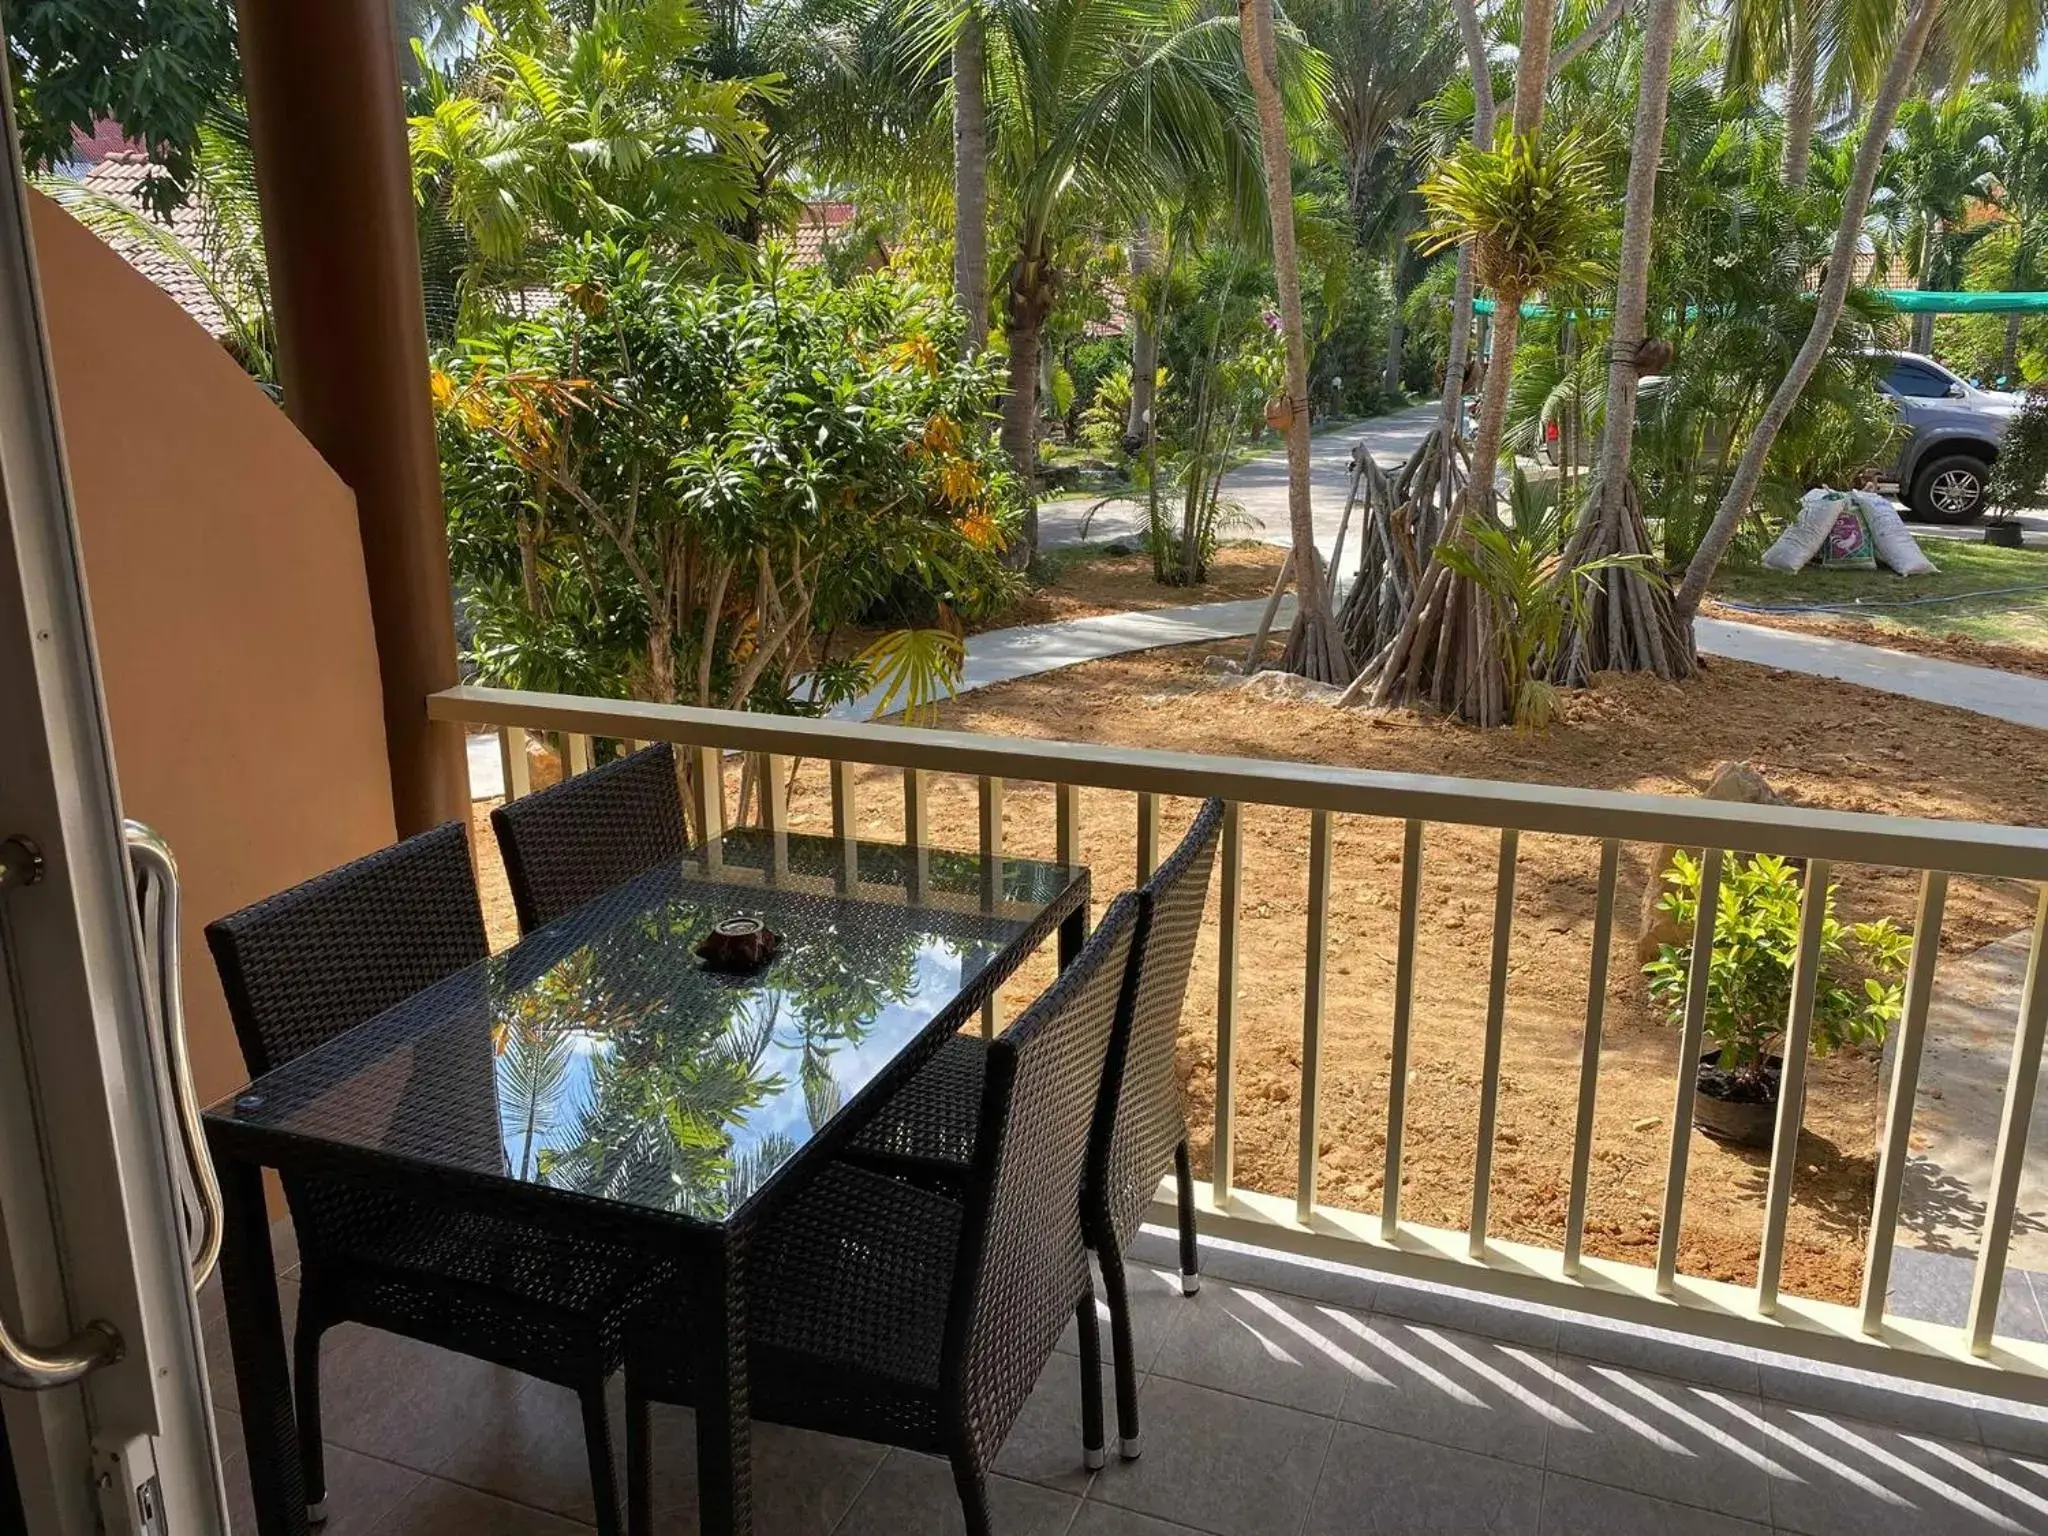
xmin=1000 ymin=542 xmax=1287 ymax=628
xmin=471 ymin=632 xmax=2048 ymax=1310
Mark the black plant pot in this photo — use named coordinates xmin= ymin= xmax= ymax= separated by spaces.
xmin=1985 ymin=520 xmax=2025 ymax=548
xmin=1693 ymin=1051 xmax=1784 ymax=1149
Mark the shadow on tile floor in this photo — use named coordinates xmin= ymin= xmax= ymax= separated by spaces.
xmin=203 ymin=1220 xmax=2048 ymax=1534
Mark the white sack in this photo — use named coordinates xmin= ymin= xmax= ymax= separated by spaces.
xmin=1853 ymin=489 xmax=1938 ymax=576
xmin=1762 ymin=489 xmax=1850 ymax=573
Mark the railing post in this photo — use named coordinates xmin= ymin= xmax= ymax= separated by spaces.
xmin=565 ymin=733 xmax=593 ymax=777
xmin=1055 ymin=782 xmax=1082 ymax=869
xmin=1657 ymin=846 xmax=1724 ymax=1296
xmin=693 ymin=745 xmax=724 ymax=873
xmin=1855 ymin=867 xmax=1944 ymax=1332
xmin=1382 ymin=820 xmax=1424 ymax=1241
xmin=903 ymin=768 xmax=930 ymax=901
xmin=1136 ymin=792 xmax=1161 ymax=883
xmin=830 ymin=760 xmax=859 ymax=890
xmin=1756 ymin=858 xmax=1833 ymax=1313
xmin=1469 ymin=829 xmax=1519 ymax=1258
xmin=1213 ymin=801 xmax=1242 ymax=1201
xmin=1298 ymin=810 xmax=1333 ymax=1224
xmin=757 ymin=752 xmax=789 ymax=879
xmin=1968 ymin=887 xmax=2048 ymax=1354
xmin=1562 ymin=838 xmax=1619 ymax=1276
xmin=497 ymin=726 xmax=530 ymax=803
xmin=979 ymin=776 xmax=1004 ymax=1037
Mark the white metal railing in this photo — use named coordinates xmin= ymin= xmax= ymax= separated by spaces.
xmin=431 ymin=684 xmax=2048 ymax=1406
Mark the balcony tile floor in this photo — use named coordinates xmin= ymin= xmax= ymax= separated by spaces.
xmin=202 ymin=1223 xmax=2048 ymax=1535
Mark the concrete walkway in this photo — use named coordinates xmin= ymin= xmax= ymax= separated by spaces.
xmin=1694 ymin=617 xmax=2048 ymax=730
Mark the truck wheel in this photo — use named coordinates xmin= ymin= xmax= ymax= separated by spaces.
xmin=1908 ymin=453 xmax=1990 ymax=523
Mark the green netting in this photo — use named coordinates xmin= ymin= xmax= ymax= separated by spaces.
xmin=1472 ymin=290 xmax=2048 ymax=318
xmin=1873 ymin=289 xmax=2048 ymax=313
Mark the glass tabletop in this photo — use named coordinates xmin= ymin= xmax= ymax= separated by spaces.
xmin=205 ymin=830 xmax=1086 ymax=1228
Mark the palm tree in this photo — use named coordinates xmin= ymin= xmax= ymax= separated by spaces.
xmin=915 ymin=0 xmax=1269 ymax=556
xmin=1723 ymin=0 xmax=1901 ymax=189
xmin=1294 ymin=0 xmax=1460 ymax=395
xmin=1674 ymin=0 xmax=1946 ymax=622
xmin=407 ymin=0 xmax=770 ymax=321
xmin=1990 ymin=88 xmax=2048 ymax=376
xmin=1890 ymin=90 xmax=2003 ymax=352
xmin=1239 ymin=0 xmax=1346 ymax=679
xmin=954 ymin=6 xmax=990 ymax=349
xmin=1557 ymin=0 xmax=1693 ymax=682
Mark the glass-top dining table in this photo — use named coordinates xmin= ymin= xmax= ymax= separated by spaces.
xmin=203 ymin=828 xmax=1090 ymax=1536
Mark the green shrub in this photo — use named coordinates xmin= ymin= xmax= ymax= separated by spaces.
xmin=1076 ymin=363 xmax=1135 ymax=456
xmin=437 ymin=240 xmax=1021 ymax=713
xmin=1644 ymin=852 xmax=1910 ymax=1087
xmin=1989 ymin=384 xmax=2048 ymax=518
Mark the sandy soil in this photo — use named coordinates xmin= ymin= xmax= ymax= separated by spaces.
xmin=1702 ymin=601 xmax=2048 ymax=681
xmin=472 ymin=630 xmax=2048 ymax=1309
xmin=1001 ymin=543 xmax=1288 ymax=628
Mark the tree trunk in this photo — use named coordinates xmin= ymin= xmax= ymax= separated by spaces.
xmin=1239 ymin=0 xmax=1346 ymax=681
xmin=1561 ymin=0 xmax=1689 ymax=681
xmin=1003 ymin=245 xmax=1052 ymax=558
xmin=1548 ymin=0 xmax=1629 ymax=81
xmin=2004 ymin=310 xmax=2023 ymax=380
xmin=1911 ymin=220 xmax=1946 ymax=354
xmin=951 ymin=9 xmax=988 ymax=351
xmin=1463 ymin=0 xmax=1555 ymax=504
xmin=1781 ymin=5 xmax=1817 ymax=189
xmin=1675 ymin=0 xmax=1946 ymax=619
xmin=1437 ymin=0 xmax=1496 ymax=505
xmin=1508 ymin=0 xmax=1555 ymax=140
xmin=1382 ymin=202 xmax=1412 ymax=397
xmin=1466 ymin=304 xmax=1522 ymax=510
xmin=1125 ymin=219 xmax=1159 ymax=443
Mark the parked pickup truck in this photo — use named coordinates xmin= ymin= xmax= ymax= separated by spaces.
xmin=1870 ymin=350 xmax=2021 ymax=523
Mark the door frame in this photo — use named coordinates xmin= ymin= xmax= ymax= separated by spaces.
xmin=0 ymin=57 xmax=227 ymax=1536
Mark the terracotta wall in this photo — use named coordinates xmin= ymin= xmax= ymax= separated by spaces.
xmin=28 ymin=191 xmax=399 ymax=1105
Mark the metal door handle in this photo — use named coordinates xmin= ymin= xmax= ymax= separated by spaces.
xmin=0 ymin=828 xmax=126 ymax=1389
xmin=124 ymin=822 xmax=222 ymax=1290
xmin=0 ymin=1314 xmax=122 ymax=1391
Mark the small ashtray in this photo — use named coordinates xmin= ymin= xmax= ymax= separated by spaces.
xmin=696 ymin=916 xmax=781 ymax=973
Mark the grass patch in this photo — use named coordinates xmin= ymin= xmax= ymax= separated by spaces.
xmin=1710 ymin=538 xmax=2048 ymax=649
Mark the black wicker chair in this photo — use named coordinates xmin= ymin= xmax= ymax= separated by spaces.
xmin=490 ymin=742 xmax=689 ymax=933
xmin=844 ymin=798 xmax=1224 ymax=1458
xmin=205 ymin=823 xmax=661 ymax=1536
xmin=624 ymin=893 xmax=1144 ymax=1536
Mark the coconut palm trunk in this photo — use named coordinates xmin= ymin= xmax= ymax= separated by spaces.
xmin=1003 ymin=240 xmax=1053 ymax=556
xmin=1557 ymin=0 xmax=1690 ymax=682
xmin=1464 ymin=0 xmax=1554 ymax=501
xmin=1675 ymin=0 xmax=1946 ymax=620
xmin=1240 ymin=0 xmax=1347 ymax=681
xmin=953 ymin=7 xmax=989 ymax=350
xmin=1782 ymin=5 xmax=1818 ymax=188
xmin=1125 ymin=218 xmax=1160 ymax=442
xmin=1433 ymin=0 xmax=1495 ymax=509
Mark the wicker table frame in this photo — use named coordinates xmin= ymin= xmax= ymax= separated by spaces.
xmin=205 ymin=836 xmax=1087 ymax=1536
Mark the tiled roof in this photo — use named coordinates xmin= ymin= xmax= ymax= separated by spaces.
xmin=791 ymin=202 xmax=863 ymax=267
xmin=73 ymin=152 xmax=230 ymax=336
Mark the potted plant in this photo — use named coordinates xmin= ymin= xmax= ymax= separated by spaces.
xmin=1986 ymin=385 xmax=2048 ymax=548
xmin=1644 ymin=852 xmax=1909 ymax=1147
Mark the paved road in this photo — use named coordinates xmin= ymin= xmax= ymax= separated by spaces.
xmin=1035 ymin=400 xmax=1443 ymax=581
xmin=1039 ymin=402 xmax=2048 ymax=560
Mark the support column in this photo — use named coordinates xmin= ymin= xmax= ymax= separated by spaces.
xmin=234 ymin=0 xmax=468 ymax=836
